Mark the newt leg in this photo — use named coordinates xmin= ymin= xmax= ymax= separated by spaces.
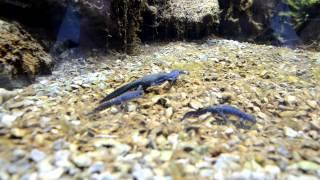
xmin=239 ymin=118 xmax=252 ymax=129
xmin=218 ymin=112 xmax=231 ymax=124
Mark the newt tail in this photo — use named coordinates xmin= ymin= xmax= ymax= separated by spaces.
xmin=87 ymin=86 xmax=144 ymax=116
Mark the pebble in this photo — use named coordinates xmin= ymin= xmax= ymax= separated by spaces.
xmin=229 ymin=170 xmax=267 ymax=180
xmin=285 ymin=95 xmax=297 ymax=105
xmin=88 ymin=161 xmax=105 ymax=174
xmin=0 ymin=172 xmax=10 ymax=180
xmin=110 ymin=107 xmax=119 ymax=114
xmin=295 ymin=161 xmax=320 ymax=172
xmin=6 ymin=159 xmax=32 ymax=174
xmin=306 ymin=100 xmax=317 ymax=109
xmin=54 ymin=150 xmax=72 ymax=168
xmin=39 ymin=167 xmax=64 ymax=180
xmin=92 ymin=172 xmax=117 ymax=180
xmin=189 ymin=100 xmax=203 ymax=109
xmin=214 ymin=154 xmax=240 ymax=171
xmin=224 ymin=128 xmax=234 ymax=135
xmin=133 ymin=164 xmax=153 ymax=180
xmin=12 ymin=149 xmax=27 ymax=161
xmin=286 ymin=175 xmax=319 ymax=180
xmin=310 ymin=120 xmax=320 ymax=131
xmin=127 ymin=104 xmax=137 ymax=112
xmin=20 ymin=173 xmax=37 ymax=180
xmin=72 ymin=154 xmax=92 ymax=168
xmin=198 ymin=54 xmax=208 ymax=61
xmin=165 ymin=107 xmax=173 ymax=118
xmin=30 ymin=149 xmax=46 ymax=162
xmin=37 ymin=158 xmax=54 ymax=173
xmin=200 ymin=169 xmax=214 ymax=177
xmin=160 ymin=151 xmax=173 ymax=161
xmin=0 ymin=88 xmax=19 ymax=102
xmin=10 ymin=128 xmax=27 ymax=138
xmin=52 ymin=138 xmax=69 ymax=150
xmin=277 ymin=145 xmax=290 ymax=158
xmin=264 ymin=165 xmax=281 ymax=177
xmin=1 ymin=113 xmax=20 ymax=127
xmin=284 ymin=127 xmax=299 ymax=138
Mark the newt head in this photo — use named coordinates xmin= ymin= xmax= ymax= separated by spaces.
xmin=171 ymin=69 xmax=189 ymax=75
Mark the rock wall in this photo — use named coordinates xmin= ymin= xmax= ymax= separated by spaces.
xmin=0 ymin=19 xmax=52 ymax=89
xmin=218 ymin=0 xmax=320 ymax=48
xmin=142 ymin=0 xmax=220 ymax=40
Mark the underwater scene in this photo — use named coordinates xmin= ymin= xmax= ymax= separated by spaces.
xmin=0 ymin=0 xmax=320 ymax=179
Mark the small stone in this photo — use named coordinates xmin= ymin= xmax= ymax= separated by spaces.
xmin=285 ymin=95 xmax=297 ymax=105
xmin=52 ymin=138 xmax=69 ymax=150
xmin=12 ymin=149 xmax=27 ymax=161
xmin=200 ymin=169 xmax=214 ymax=177
xmin=6 ymin=159 xmax=32 ymax=174
xmin=310 ymin=120 xmax=320 ymax=131
xmin=309 ymin=130 xmax=318 ymax=139
xmin=127 ymin=104 xmax=136 ymax=112
xmin=277 ymin=145 xmax=290 ymax=158
xmin=110 ymin=107 xmax=119 ymax=114
xmin=198 ymin=54 xmax=208 ymax=61
xmin=7 ymin=100 xmax=34 ymax=109
xmin=20 ymin=173 xmax=37 ymax=180
xmin=10 ymin=128 xmax=27 ymax=138
xmin=229 ymin=170 xmax=266 ymax=180
xmin=72 ymin=154 xmax=92 ymax=168
xmin=189 ymin=100 xmax=202 ymax=109
xmin=287 ymin=175 xmax=319 ymax=180
xmin=165 ymin=107 xmax=173 ymax=118
xmin=30 ymin=149 xmax=46 ymax=162
xmin=133 ymin=165 xmax=153 ymax=180
xmin=244 ymin=160 xmax=262 ymax=171
xmin=284 ymin=127 xmax=299 ymax=138
xmin=37 ymin=158 xmax=54 ymax=173
xmin=92 ymin=172 xmax=117 ymax=180
xmin=54 ymin=150 xmax=72 ymax=168
xmin=1 ymin=114 xmax=18 ymax=127
xmin=0 ymin=172 xmax=10 ymax=180
xmin=214 ymin=154 xmax=240 ymax=171
xmin=279 ymin=111 xmax=296 ymax=118
xmin=306 ymin=100 xmax=317 ymax=109
xmin=297 ymin=161 xmax=320 ymax=172
xmin=264 ymin=165 xmax=280 ymax=177
xmin=160 ymin=151 xmax=173 ymax=161
xmin=224 ymin=128 xmax=234 ymax=135
xmin=34 ymin=134 xmax=46 ymax=145
xmin=184 ymin=164 xmax=197 ymax=174
xmin=88 ymin=161 xmax=105 ymax=174
xmin=39 ymin=168 xmax=64 ymax=180
xmin=0 ymin=88 xmax=19 ymax=102
xmin=115 ymin=144 xmax=132 ymax=155
xmin=39 ymin=117 xmax=51 ymax=128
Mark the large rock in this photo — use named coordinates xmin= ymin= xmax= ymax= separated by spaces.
xmin=0 ymin=0 xmax=142 ymax=54
xmin=0 ymin=19 xmax=52 ymax=89
xmin=218 ymin=0 xmax=280 ymax=42
xmin=217 ymin=0 xmax=320 ymax=48
xmin=142 ymin=0 xmax=220 ymax=40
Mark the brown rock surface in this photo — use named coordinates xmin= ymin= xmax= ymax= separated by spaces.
xmin=0 ymin=19 xmax=52 ymax=89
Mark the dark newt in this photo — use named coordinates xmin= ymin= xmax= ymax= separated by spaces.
xmin=99 ymin=70 xmax=187 ymax=103
xmin=87 ymin=86 xmax=144 ymax=116
xmin=182 ymin=105 xmax=256 ymax=124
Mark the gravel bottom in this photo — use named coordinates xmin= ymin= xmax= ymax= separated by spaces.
xmin=0 ymin=39 xmax=320 ymax=180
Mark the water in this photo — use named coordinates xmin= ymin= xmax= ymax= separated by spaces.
xmin=0 ymin=0 xmax=320 ymax=179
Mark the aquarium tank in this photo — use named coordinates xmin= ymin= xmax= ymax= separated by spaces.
xmin=0 ymin=0 xmax=319 ymax=179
